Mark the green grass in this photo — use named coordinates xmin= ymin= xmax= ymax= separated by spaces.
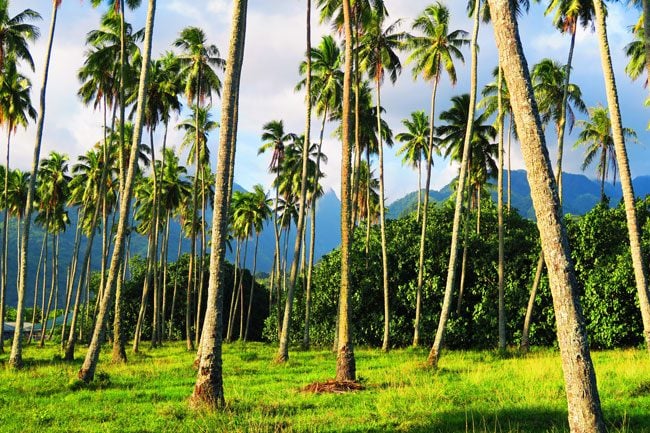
xmin=1 ymin=342 xmax=649 ymax=432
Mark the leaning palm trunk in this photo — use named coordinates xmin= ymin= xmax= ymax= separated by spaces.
xmin=375 ymin=81 xmax=390 ymax=352
xmin=594 ymin=0 xmax=650 ymax=354
xmin=9 ymin=2 xmax=59 ymax=368
xmin=520 ymin=252 xmax=544 ymax=353
xmin=191 ymin=0 xmax=248 ymax=408
xmin=497 ymin=66 xmax=506 ymax=351
xmin=427 ymin=1 xmax=480 ymax=369
xmin=488 ymin=0 xmax=606 ymax=430
xmin=413 ymin=76 xmax=440 ymax=347
xmin=277 ymin=0 xmax=312 ymax=363
xmin=78 ymin=0 xmax=156 ymax=382
xmin=335 ymin=0 xmax=356 ymax=382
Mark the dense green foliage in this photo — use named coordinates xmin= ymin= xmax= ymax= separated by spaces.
xmin=1 ymin=342 xmax=648 ymax=432
xmin=266 ymin=197 xmax=650 ymax=350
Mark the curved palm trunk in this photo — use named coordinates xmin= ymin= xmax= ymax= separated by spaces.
xmin=191 ymin=0 xmax=247 ymax=408
xmin=427 ymin=1 xmax=480 ymax=369
xmin=78 ymin=0 xmax=156 ymax=382
xmin=375 ymin=80 xmax=390 ymax=352
xmin=489 ymin=0 xmax=605 ymax=430
xmin=594 ymin=0 xmax=650 ymax=354
xmin=277 ymin=0 xmax=312 ymax=362
xmin=335 ymin=0 xmax=356 ymax=382
xmin=520 ymin=252 xmax=544 ymax=353
xmin=9 ymin=2 xmax=58 ymax=368
xmin=413 ymin=77 xmax=440 ymax=347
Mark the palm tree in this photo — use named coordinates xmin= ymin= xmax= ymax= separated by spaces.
xmin=357 ymin=8 xmax=405 ymax=351
xmin=78 ymin=0 xmax=156 ymax=383
xmin=191 ymin=0 xmax=248 ymax=408
xmin=0 ymin=57 xmax=36 ymax=355
xmin=574 ymin=105 xmax=636 ymax=200
xmin=395 ymin=111 xmax=430 ymax=221
xmin=625 ymin=17 xmax=647 ymax=87
xmin=406 ymin=2 xmax=468 ymax=346
xmin=542 ymin=0 xmax=594 ymax=200
xmin=34 ymin=151 xmax=70 ymax=348
xmin=427 ymin=0 xmax=481 ymax=369
xmin=488 ymin=0 xmax=606 ymax=430
xmin=9 ymin=0 xmax=64 ymax=368
xmin=593 ymin=0 xmax=650 ymax=356
xmin=0 ymin=1 xmax=40 ymax=73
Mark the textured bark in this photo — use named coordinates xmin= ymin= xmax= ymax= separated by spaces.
xmin=488 ymin=1 xmax=605 ymax=431
xmin=9 ymin=2 xmax=58 ymax=369
xmin=413 ymin=78 xmax=439 ymax=347
xmin=191 ymin=0 xmax=247 ymax=409
xmin=593 ymin=0 xmax=650 ymax=354
xmin=78 ymin=0 xmax=156 ymax=382
xmin=427 ymin=1 xmax=480 ymax=369
xmin=497 ymin=66 xmax=506 ymax=352
xmin=335 ymin=0 xmax=356 ymax=383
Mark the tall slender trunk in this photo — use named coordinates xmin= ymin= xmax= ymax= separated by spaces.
xmin=48 ymin=236 xmax=60 ymax=341
xmin=520 ymin=252 xmax=544 ymax=353
xmin=413 ymin=77 xmax=439 ymax=347
xmin=375 ymin=79 xmax=390 ymax=352
xmin=78 ymin=0 xmax=156 ymax=382
xmin=244 ymin=233 xmax=259 ymax=342
xmin=416 ymin=159 xmax=421 ymax=222
xmin=168 ymin=225 xmax=183 ymax=339
xmin=13 ymin=1 xmax=61 ymax=365
xmin=336 ymin=0 xmax=355 ymax=382
xmin=456 ymin=180 xmax=472 ymax=315
xmin=427 ymin=1 xmax=480 ymax=369
xmin=39 ymin=234 xmax=56 ymax=348
xmin=497 ymin=66 xmax=506 ymax=352
xmin=350 ymin=8 xmax=362 ymax=231
xmin=277 ymin=0 xmax=312 ymax=362
xmin=27 ymin=234 xmax=47 ymax=345
xmin=226 ymin=239 xmax=241 ymax=342
xmin=556 ymin=26 xmax=577 ymax=204
xmin=238 ymin=238 xmax=249 ymax=340
xmin=150 ymin=129 xmax=161 ymax=348
xmin=191 ymin=0 xmax=247 ymax=407
xmin=594 ymin=0 xmax=650 ymax=354
xmin=61 ymin=209 xmax=83 ymax=349
xmin=507 ymin=115 xmax=512 ymax=212
xmin=488 ymin=1 xmax=605 ymax=430
xmin=133 ymin=233 xmax=154 ymax=353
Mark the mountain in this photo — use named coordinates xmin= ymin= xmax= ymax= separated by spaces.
xmin=387 ymin=170 xmax=650 ymax=220
xmin=3 ymin=184 xmax=343 ymax=308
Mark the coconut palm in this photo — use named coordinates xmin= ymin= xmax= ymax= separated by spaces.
xmin=592 ymin=0 xmax=650 ymax=356
xmin=574 ymin=105 xmax=636 ymax=200
xmin=0 ymin=1 xmax=40 ymax=73
xmin=191 ymin=0 xmax=248 ymax=408
xmin=78 ymin=0 xmax=155 ymax=383
xmin=406 ymin=2 xmax=468 ymax=346
xmin=0 ymin=57 xmax=35 ymax=354
xmin=487 ymin=0 xmax=606 ymax=430
xmin=625 ymin=17 xmax=647 ymax=87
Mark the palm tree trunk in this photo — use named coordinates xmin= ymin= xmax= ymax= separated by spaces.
xmin=0 ymin=127 xmax=11 ymax=353
xmin=38 ymin=231 xmax=50 ymax=348
xmin=594 ymin=0 xmax=650 ymax=354
xmin=276 ymin=0 xmax=312 ymax=362
xmin=48 ymin=235 xmax=61 ymax=341
xmin=365 ymin=149 xmax=371 ymax=256
xmin=237 ymin=239 xmax=249 ymax=340
xmin=27 ymin=234 xmax=47 ymax=345
xmin=244 ymin=233 xmax=259 ymax=342
xmin=336 ymin=0 xmax=356 ymax=382
xmin=78 ymin=0 xmax=156 ymax=382
xmin=133 ymin=234 xmax=154 ymax=353
xmin=413 ymin=77 xmax=440 ymax=347
xmin=497 ymin=66 xmax=506 ymax=352
xmin=191 ymin=0 xmax=247 ymax=408
xmin=226 ymin=239 xmax=241 ymax=342
xmin=40 ymin=234 xmax=57 ymax=348
xmin=375 ymin=79 xmax=390 ymax=352
xmin=350 ymin=9 xmax=362 ymax=231
xmin=9 ymin=1 xmax=59 ymax=368
xmin=416 ymin=159 xmax=421 ymax=222
xmin=507 ymin=115 xmax=512 ymax=212
xmin=168 ymin=225 xmax=182 ymax=339
xmin=489 ymin=1 xmax=605 ymax=430
xmin=61 ymin=209 xmax=82 ymax=349
xmin=456 ymin=181 xmax=472 ymax=315
xmin=555 ymin=26 xmax=576 ymax=203
xmin=520 ymin=252 xmax=544 ymax=353
xmin=427 ymin=1 xmax=480 ymax=369
xmin=161 ymin=210 xmax=171 ymax=340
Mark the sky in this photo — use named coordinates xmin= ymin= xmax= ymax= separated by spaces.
xmin=7 ymin=0 xmax=649 ymax=205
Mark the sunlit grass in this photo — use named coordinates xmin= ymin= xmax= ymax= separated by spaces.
xmin=1 ymin=342 xmax=649 ymax=432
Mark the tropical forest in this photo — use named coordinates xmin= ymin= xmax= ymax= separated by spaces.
xmin=2 ymin=0 xmax=650 ymax=432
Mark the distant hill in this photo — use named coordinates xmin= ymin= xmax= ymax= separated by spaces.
xmin=387 ymin=170 xmax=650 ymax=220
xmin=4 ymin=184 xmax=343 ymax=308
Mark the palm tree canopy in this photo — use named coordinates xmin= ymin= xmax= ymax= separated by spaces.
xmin=358 ymin=10 xmax=406 ymax=86
xmin=0 ymin=0 xmax=41 ymax=72
xmin=625 ymin=17 xmax=647 ymax=86
xmin=0 ymin=57 xmax=37 ymax=131
xmin=406 ymin=2 xmax=469 ymax=83
xmin=258 ymin=119 xmax=298 ymax=173
xmin=177 ymin=104 xmax=218 ymax=166
xmin=395 ymin=110 xmax=434 ymax=169
xmin=174 ymin=26 xmax=226 ymax=103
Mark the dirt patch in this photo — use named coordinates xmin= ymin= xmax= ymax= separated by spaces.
xmin=302 ymin=379 xmax=365 ymax=394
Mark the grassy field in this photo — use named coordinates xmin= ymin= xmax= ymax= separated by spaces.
xmin=1 ymin=342 xmax=650 ymax=432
